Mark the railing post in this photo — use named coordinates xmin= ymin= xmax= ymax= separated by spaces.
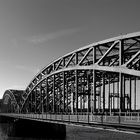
xmin=77 ymin=112 xmax=79 ymax=122
xmin=101 ymin=114 xmax=103 ymax=124
xmin=46 ymin=112 xmax=47 ymax=120
xmin=55 ymin=113 xmax=57 ymax=120
xmin=118 ymin=112 xmax=120 ymax=124
xmin=69 ymin=112 xmax=70 ymax=122
xmin=61 ymin=112 xmax=63 ymax=121
xmin=88 ymin=112 xmax=89 ymax=123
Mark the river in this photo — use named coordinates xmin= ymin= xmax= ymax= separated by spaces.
xmin=1 ymin=122 xmax=140 ymax=140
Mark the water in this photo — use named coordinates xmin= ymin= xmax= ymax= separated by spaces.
xmin=1 ymin=122 xmax=140 ymax=140
xmin=0 ymin=123 xmax=50 ymax=140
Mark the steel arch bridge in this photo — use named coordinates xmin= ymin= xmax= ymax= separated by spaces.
xmin=2 ymin=31 xmax=140 ymax=115
xmin=2 ymin=90 xmax=25 ymax=113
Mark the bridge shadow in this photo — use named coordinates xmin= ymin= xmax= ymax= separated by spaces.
xmin=0 ymin=116 xmax=66 ymax=139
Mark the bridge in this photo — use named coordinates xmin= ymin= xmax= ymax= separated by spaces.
xmin=1 ymin=31 xmax=140 ymax=129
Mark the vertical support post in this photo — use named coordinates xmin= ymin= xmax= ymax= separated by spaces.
xmin=80 ymin=95 xmax=82 ymax=112
xmin=117 ymin=76 xmax=119 ymax=111
xmin=119 ymin=39 xmax=124 ymax=113
xmin=134 ymin=77 xmax=136 ymax=111
xmin=80 ymin=75 xmax=82 ymax=112
xmin=75 ymin=70 xmax=78 ymax=113
xmin=123 ymin=75 xmax=125 ymax=112
xmin=83 ymin=75 xmax=86 ymax=111
xmin=57 ymin=88 xmax=60 ymax=113
xmin=35 ymin=89 xmax=36 ymax=114
xmin=129 ymin=76 xmax=132 ymax=111
xmin=41 ymin=84 xmax=44 ymax=114
xmin=71 ymin=83 xmax=74 ymax=114
xmin=98 ymin=79 xmax=101 ymax=113
xmin=66 ymin=77 xmax=68 ymax=112
xmin=102 ymin=73 xmax=105 ymax=114
xmin=113 ymin=80 xmax=115 ymax=112
xmin=46 ymin=78 xmax=48 ymax=113
xmin=39 ymin=84 xmax=42 ymax=114
xmin=31 ymin=91 xmax=32 ymax=113
xmin=87 ymin=72 xmax=90 ymax=114
xmin=75 ymin=52 xmax=78 ymax=113
xmin=63 ymin=71 xmax=65 ymax=112
xmin=40 ymin=83 xmax=44 ymax=114
xmin=53 ymin=75 xmax=55 ymax=113
xmin=63 ymin=58 xmax=66 ymax=113
xmin=119 ymin=73 xmax=123 ymax=112
xmin=93 ymin=70 xmax=96 ymax=114
xmin=108 ymin=75 xmax=111 ymax=115
xmin=93 ymin=47 xmax=96 ymax=114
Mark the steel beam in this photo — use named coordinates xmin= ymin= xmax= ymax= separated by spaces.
xmin=63 ymin=71 xmax=65 ymax=112
xmin=35 ymin=89 xmax=37 ymax=113
xmin=53 ymin=75 xmax=55 ymax=113
xmin=124 ymin=50 xmax=140 ymax=67
xmin=65 ymin=53 xmax=75 ymax=67
xmin=134 ymin=77 xmax=136 ymax=111
xmin=129 ymin=76 xmax=132 ymax=111
xmin=113 ymin=80 xmax=115 ymax=111
xmin=123 ymin=75 xmax=126 ymax=111
xmin=92 ymin=46 xmax=96 ymax=114
xmin=108 ymin=75 xmax=111 ymax=114
xmin=95 ymin=41 xmax=119 ymax=65
xmin=55 ymin=59 xmax=63 ymax=70
xmin=78 ymin=48 xmax=92 ymax=65
xmin=102 ymin=73 xmax=105 ymax=113
xmin=75 ymin=70 xmax=78 ymax=113
xmin=119 ymin=39 xmax=124 ymax=112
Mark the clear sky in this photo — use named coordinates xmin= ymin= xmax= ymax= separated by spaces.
xmin=0 ymin=0 xmax=140 ymax=98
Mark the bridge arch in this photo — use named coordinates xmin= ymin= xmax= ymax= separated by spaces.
xmin=2 ymin=90 xmax=25 ymax=113
xmin=6 ymin=31 xmax=140 ymax=114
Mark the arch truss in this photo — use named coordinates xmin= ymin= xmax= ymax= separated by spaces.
xmin=4 ymin=31 xmax=140 ymax=115
xmin=2 ymin=90 xmax=25 ymax=113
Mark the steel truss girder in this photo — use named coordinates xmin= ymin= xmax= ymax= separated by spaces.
xmin=2 ymin=90 xmax=24 ymax=113
xmin=19 ymin=31 xmax=140 ymax=113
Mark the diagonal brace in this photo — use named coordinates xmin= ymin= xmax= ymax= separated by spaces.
xmin=78 ymin=48 xmax=92 ymax=65
xmin=65 ymin=53 xmax=75 ymax=67
xmin=123 ymin=50 xmax=140 ymax=67
xmin=129 ymin=57 xmax=140 ymax=68
xmin=109 ymin=56 xmax=119 ymax=66
xmin=95 ymin=41 xmax=119 ymax=65
xmin=98 ymin=46 xmax=104 ymax=56
xmin=124 ymin=41 xmax=138 ymax=52
xmin=55 ymin=59 xmax=63 ymax=71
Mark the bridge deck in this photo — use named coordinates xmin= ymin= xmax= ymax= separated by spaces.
xmin=1 ymin=113 xmax=140 ymax=129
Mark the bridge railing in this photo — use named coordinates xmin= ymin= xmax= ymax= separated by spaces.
xmin=1 ymin=112 xmax=140 ymax=126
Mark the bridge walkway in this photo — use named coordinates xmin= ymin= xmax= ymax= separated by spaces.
xmin=1 ymin=112 xmax=140 ymax=129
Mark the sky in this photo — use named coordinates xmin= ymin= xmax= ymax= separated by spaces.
xmin=0 ymin=0 xmax=140 ymax=99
